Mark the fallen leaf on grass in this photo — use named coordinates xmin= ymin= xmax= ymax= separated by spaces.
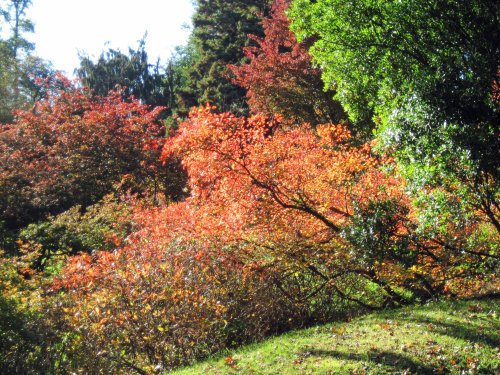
xmin=224 ymin=355 xmax=238 ymax=369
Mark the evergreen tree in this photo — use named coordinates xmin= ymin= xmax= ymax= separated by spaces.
xmin=178 ymin=0 xmax=271 ymax=114
xmin=77 ymin=39 xmax=168 ymax=108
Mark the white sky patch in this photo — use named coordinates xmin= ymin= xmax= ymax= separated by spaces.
xmin=26 ymin=0 xmax=194 ymax=76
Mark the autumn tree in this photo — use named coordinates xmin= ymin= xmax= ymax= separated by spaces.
xmin=51 ymin=206 xmax=303 ymax=373
xmin=164 ymin=107 xmax=398 ymax=306
xmin=48 ymin=105 xmax=498 ymax=372
xmin=0 ymin=74 xmax=168 ymax=230
xmin=230 ymin=0 xmax=343 ymax=126
xmin=164 ymin=106 xmax=498 ymax=304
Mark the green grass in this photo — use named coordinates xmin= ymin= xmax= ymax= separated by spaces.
xmin=171 ymin=298 xmax=499 ymax=374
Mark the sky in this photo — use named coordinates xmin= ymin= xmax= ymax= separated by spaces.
xmin=25 ymin=0 xmax=194 ymax=76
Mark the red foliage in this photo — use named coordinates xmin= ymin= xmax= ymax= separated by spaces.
xmin=50 ymin=105 xmax=498 ymax=372
xmin=162 ymin=105 xmax=497 ymax=303
xmin=493 ymin=70 xmax=500 ymax=104
xmin=52 ymin=105 xmax=406 ymax=370
xmin=161 ymin=105 xmax=412 ymax=303
xmin=0 ymin=74 xmax=168 ymax=227
xmin=229 ymin=0 xmax=343 ymax=125
xmin=51 ymin=199 xmax=303 ymax=372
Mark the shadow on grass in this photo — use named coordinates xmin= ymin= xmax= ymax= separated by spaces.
xmin=305 ymin=348 xmax=435 ymax=373
xmin=400 ymin=313 xmax=500 ymax=349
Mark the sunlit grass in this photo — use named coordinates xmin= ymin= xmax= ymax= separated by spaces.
xmin=172 ymin=298 xmax=499 ymax=374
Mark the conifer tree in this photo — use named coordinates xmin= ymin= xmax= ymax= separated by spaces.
xmin=77 ymin=39 xmax=167 ymax=108
xmin=178 ymin=0 xmax=271 ymax=114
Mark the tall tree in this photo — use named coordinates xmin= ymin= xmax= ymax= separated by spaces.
xmin=230 ymin=0 xmax=344 ymax=126
xmin=0 ymin=0 xmax=34 ymax=58
xmin=178 ymin=0 xmax=271 ymax=114
xmin=0 ymin=0 xmax=48 ymax=123
xmin=0 ymin=40 xmax=17 ymax=122
xmin=77 ymin=39 xmax=167 ymax=108
xmin=289 ymin=0 xmax=500 ymax=234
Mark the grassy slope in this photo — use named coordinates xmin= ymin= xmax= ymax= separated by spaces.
xmin=172 ymin=298 xmax=499 ymax=374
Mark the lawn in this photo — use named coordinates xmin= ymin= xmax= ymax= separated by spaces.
xmin=172 ymin=298 xmax=499 ymax=374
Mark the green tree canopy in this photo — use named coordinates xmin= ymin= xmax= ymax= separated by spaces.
xmin=0 ymin=0 xmax=34 ymax=58
xmin=289 ymin=0 xmax=500 ymax=179
xmin=77 ymin=38 xmax=168 ymax=108
xmin=0 ymin=0 xmax=56 ymax=123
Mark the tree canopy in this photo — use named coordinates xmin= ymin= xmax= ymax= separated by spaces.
xmin=0 ymin=0 xmax=50 ymax=123
xmin=77 ymin=39 xmax=168 ymax=108
xmin=229 ymin=0 xmax=344 ymax=125
xmin=177 ymin=0 xmax=271 ymax=113
xmin=289 ymin=0 xmax=500 ymax=177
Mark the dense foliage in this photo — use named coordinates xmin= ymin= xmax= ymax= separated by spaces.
xmin=289 ymin=1 xmax=499 ymax=153
xmin=45 ymin=105 xmax=497 ymax=372
xmin=77 ymin=39 xmax=170 ymax=108
xmin=177 ymin=0 xmax=271 ymax=113
xmin=230 ymin=0 xmax=343 ymax=125
xmin=289 ymin=0 xmax=500 ymax=242
xmin=0 ymin=75 xmax=167 ymax=230
xmin=0 ymin=0 xmax=498 ymax=373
